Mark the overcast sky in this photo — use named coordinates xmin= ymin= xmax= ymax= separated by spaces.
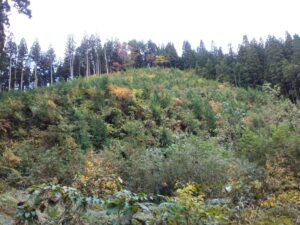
xmin=9 ymin=0 xmax=300 ymax=59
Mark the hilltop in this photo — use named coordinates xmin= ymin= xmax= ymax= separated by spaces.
xmin=0 ymin=68 xmax=299 ymax=224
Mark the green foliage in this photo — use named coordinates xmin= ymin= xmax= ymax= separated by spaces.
xmin=112 ymin=136 xmax=232 ymax=196
xmin=89 ymin=116 xmax=108 ymax=150
xmin=236 ymin=129 xmax=272 ymax=164
xmin=0 ymin=166 xmax=22 ymax=186
xmin=151 ymin=103 xmax=163 ymax=125
xmin=188 ymin=92 xmax=217 ymax=133
xmin=72 ymin=109 xmax=91 ymax=151
xmin=237 ymin=125 xmax=300 ymax=166
xmin=0 ymin=68 xmax=299 ymax=224
xmin=159 ymin=127 xmax=173 ymax=147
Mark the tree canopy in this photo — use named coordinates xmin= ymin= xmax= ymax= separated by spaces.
xmin=0 ymin=0 xmax=31 ymax=55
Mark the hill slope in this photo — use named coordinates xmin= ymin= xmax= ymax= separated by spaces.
xmin=0 ymin=68 xmax=299 ymax=224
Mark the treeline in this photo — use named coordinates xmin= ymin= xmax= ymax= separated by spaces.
xmin=0 ymin=32 xmax=300 ymax=101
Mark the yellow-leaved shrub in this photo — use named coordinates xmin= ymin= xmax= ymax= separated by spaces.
xmin=74 ymin=151 xmax=122 ymax=197
xmin=108 ymin=85 xmax=134 ymax=101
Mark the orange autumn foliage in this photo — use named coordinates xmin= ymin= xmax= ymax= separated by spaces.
xmin=174 ymin=97 xmax=184 ymax=106
xmin=209 ymin=100 xmax=221 ymax=114
xmin=47 ymin=99 xmax=56 ymax=109
xmin=243 ymin=116 xmax=253 ymax=127
xmin=108 ymin=85 xmax=134 ymax=100
xmin=217 ymin=84 xmax=226 ymax=92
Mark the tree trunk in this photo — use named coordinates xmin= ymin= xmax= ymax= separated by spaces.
xmin=14 ymin=64 xmax=17 ymax=90
xmin=96 ymin=53 xmax=99 ymax=75
xmin=69 ymin=55 xmax=74 ymax=80
xmin=234 ymin=74 xmax=237 ymax=87
xmin=50 ymin=63 xmax=53 ymax=85
xmin=104 ymin=48 xmax=109 ymax=74
xmin=78 ymin=60 xmax=81 ymax=77
xmin=99 ymin=55 xmax=101 ymax=75
xmin=8 ymin=57 xmax=12 ymax=91
xmin=85 ymin=51 xmax=89 ymax=77
xmin=34 ymin=64 xmax=38 ymax=88
xmin=92 ymin=61 xmax=95 ymax=75
xmin=20 ymin=67 xmax=24 ymax=91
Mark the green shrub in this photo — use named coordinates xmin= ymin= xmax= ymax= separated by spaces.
xmin=159 ymin=127 xmax=173 ymax=147
xmin=90 ymin=116 xmax=108 ymax=151
xmin=151 ymin=103 xmax=163 ymax=125
xmin=119 ymin=136 xmax=232 ymax=196
xmin=236 ymin=129 xmax=272 ymax=164
xmin=72 ymin=110 xmax=91 ymax=152
xmin=0 ymin=166 xmax=22 ymax=186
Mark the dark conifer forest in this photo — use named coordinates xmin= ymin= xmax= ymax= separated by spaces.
xmin=1 ymin=32 xmax=300 ymax=102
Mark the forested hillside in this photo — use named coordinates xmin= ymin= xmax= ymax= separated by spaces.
xmin=0 ymin=68 xmax=299 ymax=224
xmin=1 ymin=32 xmax=300 ymax=102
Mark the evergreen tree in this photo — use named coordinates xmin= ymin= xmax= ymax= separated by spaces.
xmin=0 ymin=0 xmax=31 ymax=56
xmin=264 ymin=36 xmax=285 ymax=85
xmin=0 ymin=45 xmax=9 ymax=91
xmin=88 ymin=35 xmax=102 ymax=75
xmin=291 ymin=34 xmax=300 ymax=64
xmin=182 ymin=41 xmax=196 ymax=69
xmin=45 ymin=46 xmax=56 ymax=85
xmin=284 ymin=31 xmax=293 ymax=61
xmin=163 ymin=42 xmax=179 ymax=68
xmin=145 ymin=40 xmax=158 ymax=67
xmin=236 ymin=36 xmax=264 ymax=87
xmin=282 ymin=34 xmax=300 ymax=101
xmin=118 ymin=42 xmax=130 ymax=71
xmin=103 ymin=40 xmax=114 ymax=73
xmin=225 ymin=44 xmax=237 ymax=85
xmin=17 ymin=38 xmax=28 ymax=90
xmin=38 ymin=53 xmax=49 ymax=87
xmin=128 ymin=39 xmax=145 ymax=68
xmin=55 ymin=60 xmax=68 ymax=82
xmin=30 ymin=40 xmax=41 ymax=88
xmin=65 ymin=35 xmax=76 ymax=80
xmin=110 ymin=40 xmax=124 ymax=72
xmin=4 ymin=33 xmax=17 ymax=91
xmin=196 ymin=40 xmax=208 ymax=67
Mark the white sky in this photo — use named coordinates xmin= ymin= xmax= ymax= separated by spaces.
xmin=9 ymin=0 xmax=300 ymax=59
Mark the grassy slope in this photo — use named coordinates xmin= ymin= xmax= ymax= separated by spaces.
xmin=0 ymin=68 xmax=299 ymax=224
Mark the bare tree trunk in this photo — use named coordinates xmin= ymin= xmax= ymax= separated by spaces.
xmin=8 ymin=57 xmax=12 ymax=91
xmin=104 ymin=48 xmax=109 ymax=74
xmin=69 ymin=60 xmax=72 ymax=80
xmin=72 ymin=57 xmax=74 ymax=79
xmin=69 ymin=55 xmax=74 ymax=80
xmin=99 ymin=54 xmax=101 ymax=75
xmin=20 ymin=68 xmax=24 ymax=91
xmin=234 ymin=74 xmax=237 ymax=87
xmin=50 ymin=64 xmax=53 ymax=85
xmin=14 ymin=64 xmax=17 ymax=90
xmin=78 ymin=60 xmax=81 ymax=77
xmin=96 ymin=53 xmax=99 ymax=75
xmin=92 ymin=61 xmax=95 ymax=75
xmin=34 ymin=64 xmax=38 ymax=88
xmin=85 ymin=51 xmax=89 ymax=77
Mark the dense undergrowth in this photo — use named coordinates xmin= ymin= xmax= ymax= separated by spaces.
xmin=0 ymin=68 xmax=299 ymax=224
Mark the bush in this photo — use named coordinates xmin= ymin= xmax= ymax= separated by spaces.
xmin=159 ymin=127 xmax=173 ymax=147
xmin=90 ymin=116 xmax=109 ymax=150
xmin=117 ymin=136 xmax=232 ymax=196
xmin=151 ymin=103 xmax=163 ymax=125
xmin=0 ymin=166 xmax=22 ymax=186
